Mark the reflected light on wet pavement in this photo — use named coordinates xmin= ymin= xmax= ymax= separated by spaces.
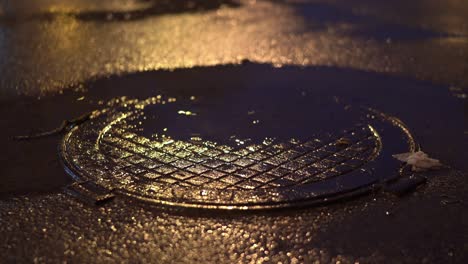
xmin=0 ymin=0 xmax=467 ymax=97
xmin=0 ymin=0 xmax=467 ymax=263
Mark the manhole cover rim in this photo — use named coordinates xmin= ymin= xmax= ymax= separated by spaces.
xmin=60 ymin=102 xmax=416 ymax=210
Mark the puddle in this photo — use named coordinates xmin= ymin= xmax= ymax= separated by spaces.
xmin=61 ymin=87 xmax=415 ymax=210
xmin=1 ymin=63 xmax=464 ymax=200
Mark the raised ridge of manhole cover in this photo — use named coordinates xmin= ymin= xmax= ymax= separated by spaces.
xmin=61 ymin=92 xmax=416 ymax=210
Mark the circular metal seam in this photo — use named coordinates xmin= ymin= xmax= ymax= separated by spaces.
xmin=59 ymin=101 xmax=416 ymax=210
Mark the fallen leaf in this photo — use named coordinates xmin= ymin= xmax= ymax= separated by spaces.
xmin=392 ymin=151 xmax=442 ymax=172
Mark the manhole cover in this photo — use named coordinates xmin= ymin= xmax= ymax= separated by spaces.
xmin=61 ymin=88 xmax=416 ymax=209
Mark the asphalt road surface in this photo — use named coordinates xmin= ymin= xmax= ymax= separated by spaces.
xmin=0 ymin=0 xmax=467 ymax=263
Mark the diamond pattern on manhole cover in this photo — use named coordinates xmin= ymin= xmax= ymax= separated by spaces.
xmin=60 ymin=96 xmax=415 ymax=210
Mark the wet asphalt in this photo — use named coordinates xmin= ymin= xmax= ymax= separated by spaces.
xmin=0 ymin=0 xmax=467 ymax=263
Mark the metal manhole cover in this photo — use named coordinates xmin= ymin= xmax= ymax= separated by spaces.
xmin=61 ymin=89 xmax=415 ymax=210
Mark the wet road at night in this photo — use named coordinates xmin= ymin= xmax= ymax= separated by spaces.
xmin=0 ymin=0 xmax=467 ymax=263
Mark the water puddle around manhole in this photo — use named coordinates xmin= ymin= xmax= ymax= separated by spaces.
xmin=60 ymin=84 xmax=416 ymax=209
xmin=5 ymin=63 xmax=462 ymax=208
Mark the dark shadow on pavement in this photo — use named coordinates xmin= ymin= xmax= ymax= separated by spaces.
xmin=270 ymin=0 xmax=461 ymax=40
xmin=0 ymin=0 xmax=241 ymax=24
xmin=0 ymin=63 xmax=465 ymax=197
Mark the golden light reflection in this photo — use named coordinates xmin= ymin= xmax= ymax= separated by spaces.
xmin=177 ymin=110 xmax=197 ymax=116
xmin=2 ymin=0 xmax=467 ymax=97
